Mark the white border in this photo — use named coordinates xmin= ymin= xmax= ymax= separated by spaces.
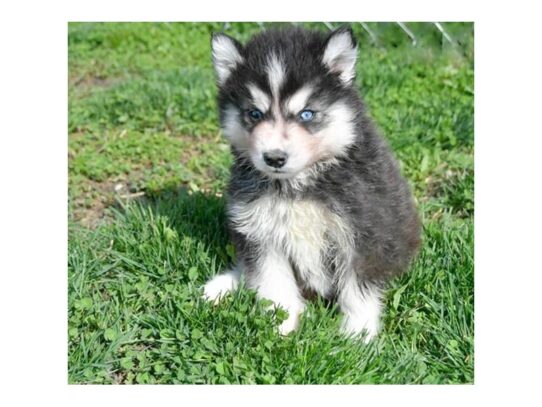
xmin=1 ymin=0 xmax=542 ymax=405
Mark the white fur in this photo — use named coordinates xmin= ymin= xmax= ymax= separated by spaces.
xmin=212 ymin=35 xmax=244 ymax=85
xmin=337 ymin=273 xmax=382 ymax=343
xmin=248 ymin=248 xmax=305 ymax=336
xmin=247 ymin=84 xmax=271 ymax=112
xmin=221 ymin=104 xmax=249 ymax=150
xmin=322 ymin=31 xmax=358 ymax=84
xmin=229 ymin=196 xmax=353 ymax=297
xmin=315 ymin=101 xmax=357 ymax=156
xmin=266 ymin=54 xmax=285 ymax=97
xmin=202 ymin=266 xmax=242 ymax=304
xmin=281 ymin=158 xmax=340 ymax=190
xmin=286 ymin=85 xmax=314 ymax=114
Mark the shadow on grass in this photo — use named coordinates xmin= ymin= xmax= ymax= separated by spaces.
xmin=114 ymin=186 xmax=232 ymax=269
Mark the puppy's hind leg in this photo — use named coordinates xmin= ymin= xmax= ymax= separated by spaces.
xmin=337 ymin=272 xmax=383 ymax=343
xmin=202 ymin=264 xmax=243 ymax=304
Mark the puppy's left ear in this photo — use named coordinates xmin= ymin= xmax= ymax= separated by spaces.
xmin=322 ymin=27 xmax=358 ymax=85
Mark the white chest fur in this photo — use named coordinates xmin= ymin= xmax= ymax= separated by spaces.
xmin=228 ymin=196 xmax=353 ymax=296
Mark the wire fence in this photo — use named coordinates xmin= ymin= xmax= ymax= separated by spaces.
xmin=221 ymin=22 xmax=473 ymax=55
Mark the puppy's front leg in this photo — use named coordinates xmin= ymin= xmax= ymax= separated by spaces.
xmin=247 ymin=248 xmax=305 ymax=335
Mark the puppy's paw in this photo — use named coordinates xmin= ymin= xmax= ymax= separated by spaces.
xmin=202 ymin=269 xmax=240 ymax=304
xmin=277 ymin=306 xmax=304 ymax=336
xmin=278 ymin=317 xmax=298 ymax=336
xmin=340 ymin=314 xmax=380 ymax=344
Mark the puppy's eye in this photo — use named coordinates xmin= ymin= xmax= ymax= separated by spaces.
xmin=299 ymin=109 xmax=315 ymax=122
xmin=248 ymin=109 xmax=264 ymax=121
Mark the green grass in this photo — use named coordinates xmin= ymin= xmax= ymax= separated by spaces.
xmin=68 ymin=22 xmax=474 ymax=384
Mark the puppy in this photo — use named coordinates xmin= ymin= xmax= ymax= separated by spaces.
xmin=203 ymin=26 xmax=420 ymax=342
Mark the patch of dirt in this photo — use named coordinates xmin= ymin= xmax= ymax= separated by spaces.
xmin=70 ymin=175 xmax=149 ymax=229
xmin=70 ymin=179 xmax=116 ymax=228
xmin=422 ymin=162 xmax=452 ymax=199
xmin=70 ymin=74 xmax=119 ymax=89
xmin=68 ymin=74 xmax=123 ymax=99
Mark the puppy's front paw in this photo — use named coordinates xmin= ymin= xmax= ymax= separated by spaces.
xmin=276 ymin=306 xmax=304 ymax=336
xmin=202 ymin=269 xmax=240 ymax=304
xmin=340 ymin=314 xmax=380 ymax=343
xmin=278 ymin=316 xmax=299 ymax=336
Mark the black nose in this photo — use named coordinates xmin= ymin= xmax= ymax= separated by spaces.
xmin=263 ymin=150 xmax=288 ymax=168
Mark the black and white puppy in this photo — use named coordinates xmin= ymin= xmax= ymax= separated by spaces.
xmin=203 ymin=27 xmax=420 ymax=342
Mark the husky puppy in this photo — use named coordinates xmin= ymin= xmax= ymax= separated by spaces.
xmin=203 ymin=26 xmax=420 ymax=342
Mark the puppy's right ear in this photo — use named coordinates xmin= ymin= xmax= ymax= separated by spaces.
xmin=211 ymin=33 xmax=244 ymax=86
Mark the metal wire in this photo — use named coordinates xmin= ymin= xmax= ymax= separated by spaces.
xmin=397 ymin=22 xmax=417 ymax=46
xmin=433 ymin=22 xmax=457 ymax=47
xmin=359 ymin=22 xmax=379 ymax=46
xmin=220 ymin=22 xmax=462 ymax=52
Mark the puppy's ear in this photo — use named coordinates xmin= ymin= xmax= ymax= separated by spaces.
xmin=322 ymin=27 xmax=358 ymax=85
xmin=211 ymin=33 xmax=244 ymax=86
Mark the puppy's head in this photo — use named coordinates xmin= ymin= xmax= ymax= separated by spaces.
xmin=211 ymin=27 xmax=360 ymax=179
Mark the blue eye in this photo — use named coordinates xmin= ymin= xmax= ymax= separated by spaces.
xmin=299 ymin=109 xmax=315 ymax=122
xmin=248 ymin=109 xmax=264 ymax=121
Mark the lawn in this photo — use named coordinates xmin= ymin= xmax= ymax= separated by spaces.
xmin=68 ymin=22 xmax=474 ymax=384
